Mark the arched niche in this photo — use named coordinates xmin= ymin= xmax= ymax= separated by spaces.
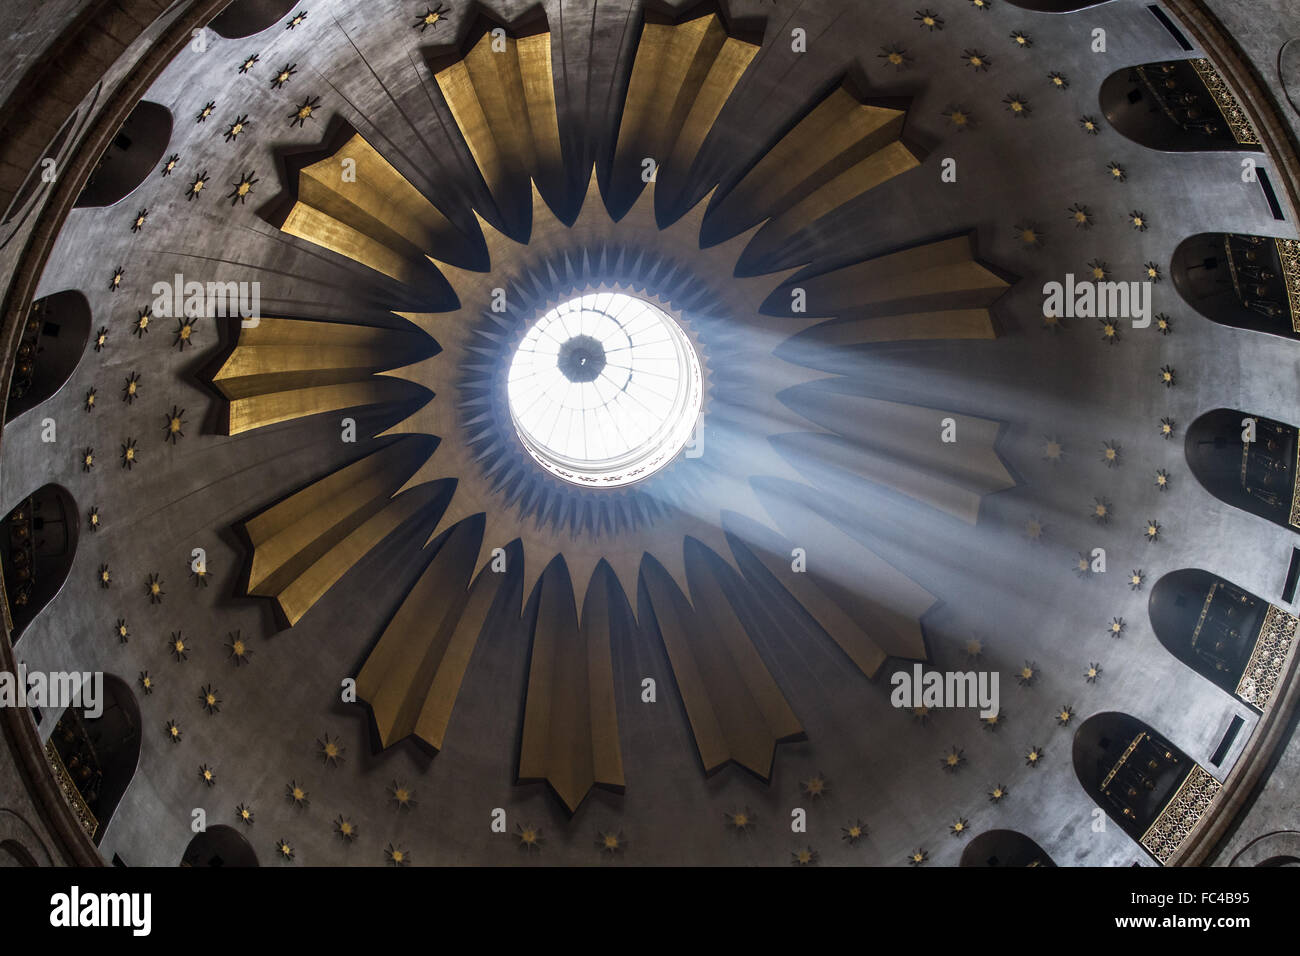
xmin=959 ymin=830 xmax=1056 ymax=867
xmin=0 ymin=839 xmax=39 ymax=866
xmin=1073 ymin=713 xmax=1198 ymax=851
xmin=209 ymin=0 xmax=299 ymax=39
xmin=74 ymin=101 xmax=172 ymax=209
xmin=5 ymin=290 xmax=91 ymax=422
xmin=1100 ymin=61 xmax=1251 ymax=152
xmin=1172 ymin=233 xmax=1298 ymax=338
xmin=1006 ymin=1 xmax=1111 ymax=10
xmin=1 ymin=485 xmax=78 ymax=641
xmin=1150 ymin=569 xmax=1293 ymax=712
xmin=181 ymin=825 xmax=259 ymax=867
xmin=49 ymin=675 xmax=140 ymax=847
xmin=1186 ymin=409 xmax=1299 ymax=531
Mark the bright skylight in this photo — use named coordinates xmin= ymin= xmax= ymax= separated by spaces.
xmin=507 ymin=292 xmax=703 ymax=487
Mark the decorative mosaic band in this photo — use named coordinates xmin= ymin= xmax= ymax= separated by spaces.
xmin=44 ymin=739 xmax=97 ymax=840
xmin=1276 ymin=238 xmax=1300 ymax=335
xmin=1236 ymin=603 xmax=1298 ymax=711
xmin=1140 ymin=764 xmax=1221 ymax=865
xmin=1191 ymin=58 xmax=1260 ymax=146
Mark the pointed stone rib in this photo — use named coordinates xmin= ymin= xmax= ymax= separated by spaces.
xmin=433 ymin=29 xmax=566 ymax=224
xmin=641 ymin=550 xmax=803 ymax=779
xmin=752 ymin=478 xmax=933 ymax=661
xmin=242 ymin=439 xmax=435 ymax=625
xmin=774 ymin=235 xmax=1009 ymax=318
xmin=357 ymin=518 xmax=501 ymax=751
xmin=609 ymin=14 xmax=757 ymax=218
xmin=518 ymin=561 xmax=624 ymax=812
xmin=213 ymin=318 xmax=432 ymax=435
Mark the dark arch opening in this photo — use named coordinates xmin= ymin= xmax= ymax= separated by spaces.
xmin=1149 ymin=569 xmax=1271 ymax=706
xmin=181 ymin=825 xmax=259 ymax=867
xmin=0 ymin=839 xmax=39 ymax=867
xmin=1185 ymin=409 xmax=1299 ymax=530
xmin=1100 ymin=61 xmax=1249 ymax=151
xmin=1007 ymin=0 xmax=1111 ymax=10
xmin=959 ymin=829 xmax=1056 ymax=866
xmin=49 ymin=675 xmax=140 ymax=847
xmin=210 ymin=0 xmax=299 ymax=39
xmin=74 ymin=101 xmax=172 ymax=209
xmin=1 ymin=109 xmax=79 ymax=227
xmin=1 ymin=485 xmax=78 ymax=641
xmin=1172 ymin=233 xmax=1297 ymax=337
xmin=5 ymin=290 xmax=92 ymax=422
xmin=1073 ymin=712 xmax=1193 ymax=847
xmin=1258 ymin=855 xmax=1300 ymax=866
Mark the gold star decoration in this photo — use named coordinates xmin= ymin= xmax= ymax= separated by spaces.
xmin=84 ymin=387 xmax=96 ymax=411
xmin=970 ymin=0 xmax=990 ymax=10
xmin=225 ymin=630 xmax=252 ymax=665
xmin=271 ymin=63 xmax=297 ymax=88
xmin=801 ymin=772 xmax=830 ymax=798
xmin=275 ymin=839 xmax=294 ymax=861
xmin=1010 ymin=31 xmax=1032 ymax=48
xmin=1155 ymin=312 xmax=1172 ymax=335
xmin=1085 ymin=662 xmax=1102 ymax=683
xmin=725 ymin=808 xmax=756 ymax=832
xmin=596 ymin=830 xmax=626 ymax=854
xmin=199 ymin=764 xmax=215 ymax=787
xmin=166 ymin=720 xmax=182 ymax=743
xmin=97 ymin=563 xmax=110 ymax=587
xmin=1073 ymin=552 xmax=1092 ymax=577
xmin=88 ymin=506 xmax=100 ymax=531
xmin=1014 ymin=221 xmax=1044 ymax=249
xmin=334 ymin=816 xmax=357 ymax=841
xmin=199 ymin=684 xmax=222 ymax=715
xmin=1025 ymin=746 xmax=1044 ymax=767
xmin=224 ymin=115 xmax=249 ymax=142
xmin=1159 ymin=417 xmax=1176 ymax=439
xmin=988 ymin=783 xmax=1008 ymax=802
xmin=914 ymin=9 xmax=944 ymax=30
xmin=1129 ymin=570 xmax=1145 ymax=591
xmin=168 ymin=631 xmax=188 ymax=661
xmin=139 ymin=671 xmax=154 ymax=694
xmin=1129 ymin=210 xmax=1149 ymax=231
xmin=385 ymin=843 xmax=410 ymax=865
xmin=1003 ymin=93 xmax=1030 ymax=117
xmin=186 ymin=171 xmax=208 ymax=201
xmin=1101 ymin=440 xmax=1121 ymax=467
xmin=792 ymin=847 xmax=819 ymax=865
xmin=238 ymin=53 xmax=259 ymax=74
xmin=110 ymin=267 xmax=124 ymax=290
xmin=982 ymin=708 xmax=1005 ymax=731
xmin=414 ymin=5 xmax=448 ymax=31
xmin=879 ymin=43 xmax=913 ymax=71
xmin=1099 ymin=318 xmax=1121 ymax=343
xmin=842 ymin=820 xmax=868 ymax=844
xmin=173 ymin=316 xmax=198 ymax=349
xmin=1159 ymin=364 xmax=1176 ymax=387
xmin=94 ymin=327 xmax=108 ymax=351
xmin=287 ymin=9 xmax=307 ymax=29
xmin=1144 ymin=262 xmax=1162 ymax=281
xmin=130 ymin=208 xmax=147 ymax=232
xmin=122 ymin=371 xmax=141 ymax=401
xmin=1042 ymin=436 xmax=1064 ymax=462
xmin=1067 ymin=202 xmax=1092 ymax=228
xmin=146 ymin=572 xmax=164 ymax=603
xmin=388 ymin=780 xmax=416 ymax=809
xmin=236 ymin=803 xmax=255 ymax=825
xmin=317 ymin=733 xmax=344 ymax=766
xmin=114 ymin=618 xmax=129 ymax=643
xmin=1057 ymin=705 xmax=1074 ymax=726
xmin=1144 ymin=519 xmax=1161 ymax=542
xmin=1155 ymin=469 xmax=1171 ymax=491
xmin=286 ymin=780 xmax=310 ymax=808
xmin=289 ymin=97 xmax=320 ymax=128
xmin=1091 ymin=498 xmax=1111 ymax=524
xmin=909 ymin=848 xmax=928 ymax=866
xmin=1017 ymin=661 xmax=1036 ymax=687
xmin=943 ymin=105 xmax=974 ymax=130
xmin=950 ymin=817 xmax=969 ymax=836
xmin=912 ymin=704 xmax=931 ymax=723
xmin=965 ymin=638 xmax=984 ymax=659
xmin=1088 ymin=258 xmax=1109 ymax=280
xmin=962 ymin=49 xmax=990 ymax=71
xmin=196 ymin=101 xmax=215 ymax=123
xmin=133 ymin=309 xmax=150 ymax=336
xmin=515 ymin=823 xmax=543 ymax=851
xmin=1108 ymin=616 xmax=1126 ymax=637
xmin=191 ymin=561 xmax=209 ymax=588
xmin=1080 ymin=115 xmax=1100 ymax=134
xmin=942 ymin=746 xmax=966 ymax=772
xmin=162 ymin=152 xmax=179 ymax=176
xmin=228 ymin=171 xmax=258 ymax=205
xmin=1047 ymin=71 xmax=1069 ymax=90
xmin=164 ymin=406 xmax=187 ymax=444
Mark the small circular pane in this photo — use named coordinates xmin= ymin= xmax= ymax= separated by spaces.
xmin=507 ymin=292 xmax=703 ymax=487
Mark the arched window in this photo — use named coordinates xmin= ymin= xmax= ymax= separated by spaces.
xmin=959 ymin=829 xmax=1056 ymax=867
xmin=47 ymin=675 xmax=140 ymax=847
xmin=1 ymin=485 xmax=78 ymax=641
xmin=181 ymin=825 xmax=259 ymax=867
xmin=1101 ymin=61 xmax=1253 ymax=152
xmin=1150 ymin=569 xmax=1294 ymax=712
xmin=74 ymin=101 xmax=172 ymax=208
xmin=5 ymin=290 xmax=91 ymax=422
xmin=209 ymin=0 xmax=300 ymax=39
xmin=1073 ymin=713 xmax=1212 ymax=862
xmin=1172 ymin=234 xmax=1298 ymax=338
xmin=1185 ymin=409 xmax=1300 ymax=531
